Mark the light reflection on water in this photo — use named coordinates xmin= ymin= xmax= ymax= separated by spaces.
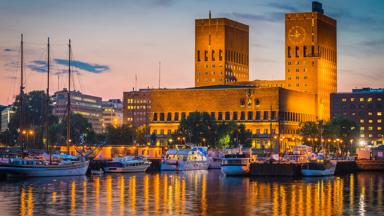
xmin=0 ymin=171 xmax=383 ymax=215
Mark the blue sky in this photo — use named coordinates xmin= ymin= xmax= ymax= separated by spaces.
xmin=0 ymin=0 xmax=383 ymax=104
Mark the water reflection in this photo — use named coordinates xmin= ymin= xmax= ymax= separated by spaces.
xmin=0 ymin=171 xmax=383 ymax=215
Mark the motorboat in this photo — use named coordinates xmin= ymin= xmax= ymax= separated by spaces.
xmin=301 ymin=161 xmax=337 ymax=177
xmin=104 ymin=156 xmax=151 ymax=173
xmin=208 ymin=157 xmax=222 ymax=169
xmin=221 ymin=153 xmax=254 ymax=176
xmin=161 ymin=147 xmax=209 ymax=171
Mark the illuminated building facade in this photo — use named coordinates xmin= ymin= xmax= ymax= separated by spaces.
xmin=331 ymin=88 xmax=383 ymax=145
xmin=102 ymin=99 xmax=123 ymax=131
xmin=195 ymin=12 xmax=249 ymax=87
xmin=52 ymin=89 xmax=103 ymax=133
xmin=1 ymin=106 xmax=15 ymax=132
xmin=284 ymin=1 xmax=337 ymax=120
xmin=123 ymin=89 xmax=151 ymax=128
xmin=123 ymin=1 xmax=337 ymax=148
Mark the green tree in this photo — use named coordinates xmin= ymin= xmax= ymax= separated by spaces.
xmin=329 ymin=116 xmax=359 ymax=156
xmin=178 ymin=112 xmax=217 ymax=146
xmin=6 ymin=91 xmax=58 ymax=148
xmin=105 ymin=125 xmax=135 ymax=145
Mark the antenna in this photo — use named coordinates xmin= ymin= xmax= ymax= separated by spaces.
xmin=208 ymin=10 xmax=211 ymax=47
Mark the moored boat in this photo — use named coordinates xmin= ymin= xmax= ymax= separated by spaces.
xmin=104 ymin=156 xmax=151 ymax=173
xmin=221 ymin=153 xmax=253 ymax=176
xmin=0 ymin=158 xmax=89 ymax=177
xmin=161 ymin=147 xmax=209 ymax=171
xmin=301 ymin=161 xmax=336 ymax=177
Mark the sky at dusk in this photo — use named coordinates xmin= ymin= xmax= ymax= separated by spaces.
xmin=0 ymin=0 xmax=383 ymax=105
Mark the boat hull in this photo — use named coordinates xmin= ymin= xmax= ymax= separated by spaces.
xmin=301 ymin=167 xmax=336 ymax=177
xmin=161 ymin=160 xmax=209 ymax=171
xmin=221 ymin=164 xmax=249 ymax=176
xmin=208 ymin=161 xmax=222 ymax=169
xmin=0 ymin=161 xmax=89 ymax=177
xmin=104 ymin=164 xmax=150 ymax=173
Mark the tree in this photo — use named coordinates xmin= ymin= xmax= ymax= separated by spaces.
xmin=105 ymin=125 xmax=135 ymax=145
xmin=329 ymin=116 xmax=359 ymax=156
xmin=176 ymin=112 xmax=253 ymax=148
xmin=6 ymin=91 xmax=58 ymax=148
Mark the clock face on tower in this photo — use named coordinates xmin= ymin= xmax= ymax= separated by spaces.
xmin=288 ymin=26 xmax=306 ymax=43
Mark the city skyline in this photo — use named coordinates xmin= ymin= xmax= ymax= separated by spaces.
xmin=0 ymin=0 xmax=383 ymax=105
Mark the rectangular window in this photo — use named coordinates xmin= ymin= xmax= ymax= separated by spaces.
xmin=167 ymin=112 xmax=172 ymax=121
xmin=256 ymin=111 xmax=261 ymax=120
xmin=263 ymin=111 xmax=269 ymax=120
xmin=174 ymin=112 xmax=179 ymax=121
xmin=240 ymin=111 xmax=245 ymax=120
xmin=197 ymin=50 xmax=201 ymax=62
xmin=295 ymin=46 xmax=299 ymax=58
xmin=233 ymin=112 xmax=238 ymax=120
xmin=153 ymin=113 xmax=158 ymax=121
xmin=311 ymin=46 xmax=315 ymax=56
xmin=271 ymin=111 xmax=276 ymax=120
xmin=181 ymin=112 xmax=186 ymax=119
xmin=256 ymin=129 xmax=260 ymax=134
xmin=212 ymin=50 xmax=215 ymax=61
xmin=218 ymin=112 xmax=223 ymax=120
xmin=204 ymin=50 xmax=208 ymax=61
xmin=160 ymin=113 xmax=165 ymax=121
xmin=288 ymin=46 xmax=291 ymax=58
xmin=303 ymin=46 xmax=307 ymax=57
xmin=225 ymin=112 xmax=230 ymax=120
xmin=248 ymin=111 xmax=253 ymax=120
xmin=219 ymin=49 xmax=223 ymax=61
xmin=210 ymin=112 xmax=216 ymax=120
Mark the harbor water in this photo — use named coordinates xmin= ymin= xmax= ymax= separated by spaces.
xmin=0 ymin=170 xmax=383 ymax=215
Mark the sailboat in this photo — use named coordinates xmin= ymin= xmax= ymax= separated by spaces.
xmin=0 ymin=36 xmax=89 ymax=177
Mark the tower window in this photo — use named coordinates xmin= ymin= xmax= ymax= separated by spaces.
xmin=311 ymin=46 xmax=315 ymax=56
xmin=295 ymin=46 xmax=299 ymax=58
xmin=303 ymin=46 xmax=307 ymax=57
xmin=288 ymin=46 xmax=291 ymax=58
xmin=204 ymin=50 xmax=208 ymax=61
xmin=219 ymin=49 xmax=223 ymax=61
xmin=197 ymin=50 xmax=201 ymax=62
xmin=211 ymin=50 xmax=215 ymax=61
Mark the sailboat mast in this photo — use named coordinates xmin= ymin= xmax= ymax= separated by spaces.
xmin=19 ymin=34 xmax=25 ymax=155
xmin=45 ymin=37 xmax=50 ymax=153
xmin=66 ymin=39 xmax=71 ymax=154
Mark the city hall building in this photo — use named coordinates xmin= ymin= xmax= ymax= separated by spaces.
xmin=123 ymin=2 xmax=337 ymax=149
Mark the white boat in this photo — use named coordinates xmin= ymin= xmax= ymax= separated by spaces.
xmin=0 ymin=158 xmax=89 ymax=177
xmin=104 ymin=156 xmax=151 ymax=173
xmin=221 ymin=154 xmax=253 ymax=176
xmin=301 ymin=161 xmax=337 ymax=177
xmin=208 ymin=157 xmax=222 ymax=169
xmin=161 ymin=147 xmax=209 ymax=171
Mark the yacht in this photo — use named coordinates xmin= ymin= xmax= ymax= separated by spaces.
xmin=161 ymin=147 xmax=209 ymax=171
xmin=221 ymin=154 xmax=253 ymax=175
xmin=301 ymin=160 xmax=337 ymax=177
xmin=104 ymin=156 xmax=151 ymax=173
xmin=221 ymin=153 xmax=254 ymax=176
